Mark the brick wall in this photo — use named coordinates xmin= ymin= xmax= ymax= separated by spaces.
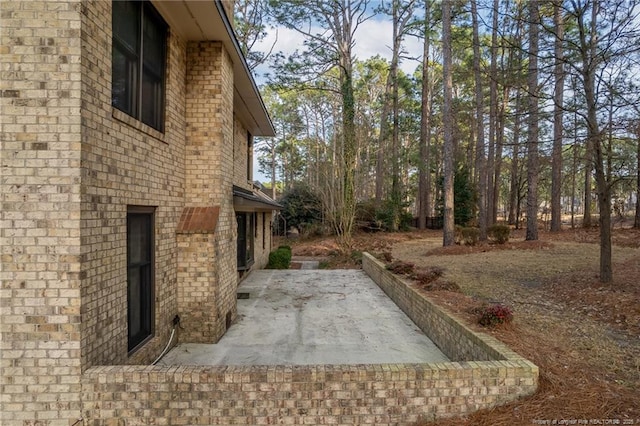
xmin=82 ymin=362 xmax=537 ymax=425
xmin=211 ymin=41 xmax=239 ymax=342
xmin=78 ymin=0 xmax=187 ymax=369
xmin=78 ymin=254 xmax=538 ymax=425
xmin=2 ymin=1 xmax=253 ymax=423
xmin=233 ymin=115 xmax=251 ymax=188
xmin=1 ymin=1 xmax=85 ymax=424
xmin=178 ymin=40 xmax=237 ymax=344
xmin=361 ymin=253 xmax=528 ymax=362
xmin=231 ymin=114 xmax=273 ymax=270
xmin=254 ymin=211 xmax=272 ymax=269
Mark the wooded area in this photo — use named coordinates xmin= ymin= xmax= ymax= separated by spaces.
xmin=234 ymin=0 xmax=640 ymax=283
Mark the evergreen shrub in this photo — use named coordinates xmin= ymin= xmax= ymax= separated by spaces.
xmin=266 ymin=246 xmax=292 ymax=269
xmin=488 ymin=224 xmax=510 ymax=244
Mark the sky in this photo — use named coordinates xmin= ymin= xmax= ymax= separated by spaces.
xmin=251 ymin=15 xmax=426 ymax=183
xmin=253 ymin=17 xmax=425 ymax=81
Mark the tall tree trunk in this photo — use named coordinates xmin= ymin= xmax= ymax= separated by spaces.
xmin=551 ymin=0 xmax=565 ymax=232
xmin=583 ymin=139 xmax=593 ymax=227
xmin=579 ymin=0 xmax=611 ymax=282
xmin=486 ymin=0 xmax=499 ymax=225
xmin=493 ymin=89 xmax=506 ymax=222
xmin=508 ymin=93 xmax=521 ymax=226
xmin=526 ymin=0 xmax=539 ymax=241
xmin=571 ymin=142 xmax=578 ymax=229
xmin=442 ymin=0 xmax=455 ymax=246
xmin=508 ymin=9 xmax=524 ymax=227
xmin=471 ymin=0 xmax=487 ymax=240
xmin=339 ymin=63 xmax=357 ymax=249
xmin=375 ymin=79 xmax=392 ymax=206
xmin=389 ymin=0 xmax=402 ymax=231
xmin=418 ymin=0 xmax=432 ymax=230
xmin=635 ymin=122 xmax=640 ymax=228
xmin=271 ymin=139 xmax=277 ymax=199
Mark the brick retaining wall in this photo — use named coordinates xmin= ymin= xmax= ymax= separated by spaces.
xmin=361 ymin=252 xmax=526 ymax=362
xmin=79 ymin=253 xmax=538 ymax=425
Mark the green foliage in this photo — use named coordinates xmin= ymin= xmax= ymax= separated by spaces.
xmin=436 ymin=166 xmax=476 ymax=227
xmin=454 ymin=225 xmax=464 ymax=244
xmin=280 ymin=185 xmax=323 ymax=235
xmin=375 ymin=199 xmax=413 ymax=232
xmin=350 ymin=250 xmax=363 ymax=265
xmin=355 ymin=199 xmax=412 ymax=232
xmin=488 ymin=224 xmax=511 ymax=244
xmin=266 ymin=246 xmax=292 ymax=269
xmin=461 ymin=227 xmax=480 ymax=246
xmin=453 ymin=167 xmax=475 ymax=226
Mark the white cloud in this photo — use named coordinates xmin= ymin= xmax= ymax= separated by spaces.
xmin=253 ymin=18 xmax=424 ymax=80
xmin=354 ymin=19 xmax=424 ymax=75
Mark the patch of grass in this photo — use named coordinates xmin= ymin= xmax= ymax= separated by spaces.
xmin=417 ymin=279 xmax=461 ymax=293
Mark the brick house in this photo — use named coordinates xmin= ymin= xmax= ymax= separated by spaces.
xmin=1 ymin=1 xmax=278 ymax=424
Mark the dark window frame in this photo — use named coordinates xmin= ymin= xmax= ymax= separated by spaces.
xmin=262 ymin=212 xmax=266 ymax=250
xmin=246 ymin=131 xmax=253 ymax=181
xmin=127 ymin=206 xmax=156 ymax=353
xmin=236 ymin=212 xmax=255 ymax=270
xmin=112 ymin=1 xmax=168 ymax=132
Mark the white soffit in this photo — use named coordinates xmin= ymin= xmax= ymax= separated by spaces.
xmin=151 ymin=0 xmax=275 ymax=137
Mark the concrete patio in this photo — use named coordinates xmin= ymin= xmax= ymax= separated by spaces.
xmin=158 ymin=269 xmax=449 ymax=365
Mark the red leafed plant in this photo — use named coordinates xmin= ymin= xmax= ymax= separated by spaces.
xmin=477 ymin=304 xmax=514 ymax=327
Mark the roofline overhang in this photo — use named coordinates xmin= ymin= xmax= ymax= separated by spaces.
xmin=233 ymin=185 xmax=282 ymax=212
xmin=151 ymin=0 xmax=275 ymax=137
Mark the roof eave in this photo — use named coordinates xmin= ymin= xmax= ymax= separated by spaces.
xmin=151 ymin=0 xmax=275 ymax=137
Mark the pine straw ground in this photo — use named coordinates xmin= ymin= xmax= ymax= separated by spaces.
xmin=289 ymin=227 xmax=640 ymax=425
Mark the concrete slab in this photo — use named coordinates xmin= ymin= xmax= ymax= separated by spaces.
xmin=158 ymin=269 xmax=449 ymax=365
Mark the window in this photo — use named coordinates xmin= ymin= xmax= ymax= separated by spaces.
xmin=246 ymin=132 xmax=253 ymax=181
xmin=262 ymin=212 xmax=266 ymax=250
xmin=127 ymin=207 xmax=155 ymax=352
xmin=236 ymin=213 xmax=255 ymax=270
xmin=112 ymin=1 xmax=167 ymax=131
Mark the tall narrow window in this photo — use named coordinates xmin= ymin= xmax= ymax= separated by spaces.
xmin=246 ymin=132 xmax=253 ymax=181
xmin=236 ymin=213 xmax=255 ymax=270
xmin=112 ymin=1 xmax=167 ymax=131
xmin=127 ymin=207 xmax=155 ymax=352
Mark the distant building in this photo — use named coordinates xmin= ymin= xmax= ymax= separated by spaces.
xmin=1 ymin=1 xmax=278 ymax=423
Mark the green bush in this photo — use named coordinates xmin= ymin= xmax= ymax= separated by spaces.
xmin=357 ymin=198 xmax=412 ymax=232
xmin=279 ymin=185 xmax=323 ymax=235
xmin=436 ymin=166 xmax=476 ymax=227
xmin=350 ymin=250 xmax=363 ymax=265
xmin=454 ymin=225 xmax=464 ymax=245
xmin=488 ymin=224 xmax=510 ymax=244
xmin=266 ymin=246 xmax=292 ymax=269
xmin=461 ymin=227 xmax=480 ymax=246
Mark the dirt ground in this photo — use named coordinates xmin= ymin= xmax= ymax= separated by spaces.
xmin=287 ymin=226 xmax=640 ymax=425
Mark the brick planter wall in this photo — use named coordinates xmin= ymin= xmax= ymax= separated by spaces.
xmin=361 ymin=252 xmax=527 ymax=362
xmin=79 ymin=254 xmax=538 ymax=425
xmin=81 ymin=361 xmax=536 ymax=425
